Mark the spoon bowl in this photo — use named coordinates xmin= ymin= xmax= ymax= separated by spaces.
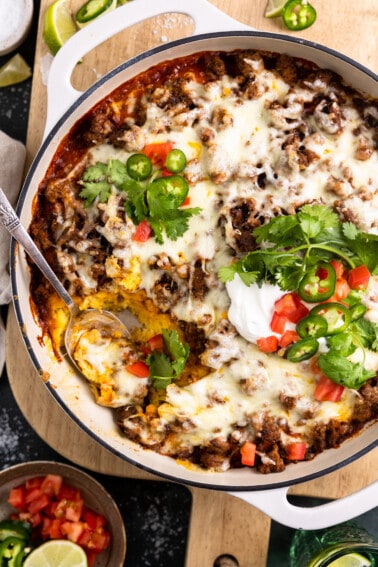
xmin=0 ymin=187 xmax=130 ymax=376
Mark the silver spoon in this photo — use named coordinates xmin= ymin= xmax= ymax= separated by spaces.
xmin=0 ymin=187 xmax=131 ymax=374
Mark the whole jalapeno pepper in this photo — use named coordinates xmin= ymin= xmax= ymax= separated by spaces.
xmin=298 ymin=262 xmax=336 ymax=302
xmin=282 ymin=0 xmax=317 ymax=31
xmin=310 ymin=302 xmax=351 ymax=335
xmin=286 ymin=337 xmax=319 ymax=362
xmin=296 ymin=314 xmax=328 ymax=339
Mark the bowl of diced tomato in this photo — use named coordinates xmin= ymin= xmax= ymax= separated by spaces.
xmin=0 ymin=461 xmax=126 ymax=566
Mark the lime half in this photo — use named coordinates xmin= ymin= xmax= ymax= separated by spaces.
xmin=0 ymin=54 xmax=32 ymax=87
xmin=327 ymin=552 xmax=372 ymax=567
xmin=23 ymin=540 xmax=88 ymax=567
xmin=43 ymin=0 xmax=77 ymax=55
xmin=264 ymin=0 xmax=287 ymax=18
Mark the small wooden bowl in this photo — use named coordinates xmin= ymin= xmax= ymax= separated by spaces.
xmin=0 ymin=460 xmax=126 ymax=567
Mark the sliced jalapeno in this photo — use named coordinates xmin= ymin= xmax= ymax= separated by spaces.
xmin=147 ymin=175 xmax=189 ymax=208
xmin=310 ymin=302 xmax=351 ymax=335
xmin=76 ymin=0 xmax=115 ymax=24
xmin=296 ymin=314 xmax=328 ymax=339
xmin=298 ymin=262 xmax=336 ymax=303
xmin=126 ymin=153 xmax=153 ymax=180
xmin=165 ymin=149 xmax=187 ymax=173
xmin=0 ymin=520 xmax=31 ymax=542
xmin=286 ymin=337 xmax=319 ymax=362
xmin=282 ymin=0 xmax=317 ymax=31
xmin=0 ymin=536 xmax=27 ymax=567
xmin=349 ymin=303 xmax=367 ymax=321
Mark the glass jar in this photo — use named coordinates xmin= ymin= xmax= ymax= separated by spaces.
xmin=290 ymin=523 xmax=378 ymax=566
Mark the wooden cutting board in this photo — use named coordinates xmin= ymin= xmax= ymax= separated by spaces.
xmin=6 ymin=1 xmax=378 ymax=566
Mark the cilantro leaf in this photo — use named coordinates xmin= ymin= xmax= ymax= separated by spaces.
xmin=219 ymin=204 xmax=378 ymax=291
xmin=351 ymin=318 xmax=378 ymax=351
xmin=147 ymin=329 xmax=190 ymax=389
xmin=317 ymin=352 xmax=375 ymax=389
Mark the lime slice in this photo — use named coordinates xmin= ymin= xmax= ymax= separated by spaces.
xmin=264 ymin=0 xmax=287 ymax=18
xmin=0 ymin=53 xmax=32 ymax=87
xmin=23 ymin=540 xmax=88 ymax=567
xmin=43 ymin=0 xmax=77 ymax=55
xmin=327 ymin=552 xmax=372 ymax=567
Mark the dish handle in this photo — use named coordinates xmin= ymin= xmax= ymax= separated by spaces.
xmin=44 ymin=0 xmax=252 ymax=138
xmin=227 ymin=480 xmax=378 ymax=529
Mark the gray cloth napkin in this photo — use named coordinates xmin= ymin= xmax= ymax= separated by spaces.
xmin=0 ymin=131 xmax=26 ymax=375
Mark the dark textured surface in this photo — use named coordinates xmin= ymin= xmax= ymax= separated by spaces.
xmin=0 ymin=3 xmax=376 ymax=566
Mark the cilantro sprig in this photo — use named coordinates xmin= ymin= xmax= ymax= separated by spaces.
xmin=79 ymin=158 xmax=201 ymax=244
xmin=219 ymin=204 xmax=378 ymax=290
xmin=147 ymin=329 xmax=190 ymax=389
xmin=318 ymin=317 xmax=378 ymax=389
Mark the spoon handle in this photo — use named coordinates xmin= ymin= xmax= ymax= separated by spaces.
xmin=0 ymin=187 xmax=75 ymax=310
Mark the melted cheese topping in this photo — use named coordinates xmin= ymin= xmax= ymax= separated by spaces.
xmin=33 ymin=50 xmax=378 ymax=472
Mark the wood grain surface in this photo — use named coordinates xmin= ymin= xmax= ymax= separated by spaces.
xmin=6 ymin=1 xmax=378 ymax=566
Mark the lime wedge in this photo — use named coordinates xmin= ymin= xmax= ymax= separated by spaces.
xmin=264 ymin=0 xmax=287 ymax=18
xmin=327 ymin=552 xmax=372 ymax=567
xmin=0 ymin=53 xmax=32 ymax=87
xmin=43 ymin=0 xmax=77 ymax=55
xmin=23 ymin=540 xmax=88 ymax=567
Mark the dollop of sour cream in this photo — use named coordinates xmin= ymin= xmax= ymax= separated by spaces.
xmin=226 ymin=275 xmax=284 ymax=343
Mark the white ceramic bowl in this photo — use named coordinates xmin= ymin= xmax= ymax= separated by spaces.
xmin=0 ymin=461 xmax=126 ymax=567
xmin=0 ymin=0 xmax=34 ymax=56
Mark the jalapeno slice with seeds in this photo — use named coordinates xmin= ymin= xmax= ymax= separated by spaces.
xmin=310 ymin=302 xmax=351 ymax=335
xmin=349 ymin=303 xmax=367 ymax=321
xmin=147 ymin=175 xmax=189 ymax=208
xmin=298 ymin=262 xmax=336 ymax=303
xmin=165 ymin=149 xmax=187 ymax=173
xmin=296 ymin=314 xmax=328 ymax=339
xmin=282 ymin=0 xmax=317 ymax=31
xmin=286 ymin=337 xmax=319 ymax=362
xmin=76 ymin=0 xmax=114 ymax=24
xmin=126 ymin=153 xmax=153 ymax=180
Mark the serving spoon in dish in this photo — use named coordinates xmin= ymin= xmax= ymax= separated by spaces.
xmin=0 ymin=187 xmax=131 ymax=373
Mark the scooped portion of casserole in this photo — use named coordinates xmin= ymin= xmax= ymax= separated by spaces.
xmin=29 ymin=49 xmax=378 ymax=473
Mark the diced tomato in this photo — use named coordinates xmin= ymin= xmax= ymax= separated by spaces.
xmin=147 ymin=333 xmax=164 ymax=352
xmin=274 ymin=293 xmax=309 ymax=323
xmin=41 ymin=474 xmax=63 ymax=497
xmin=314 ymin=374 xmax=344 ymax=402
xmin=82 ymin=508 xmax=106 ymax=531
xmin=61 ymin=520 xmax=85 ymax=543
xmin=58 ymin=483 xmax=81 ymax=501
xmin=126 ymin=360 xmax=150 ymax=378
xmin=181 ymin=196 xmax=191 ymax=206
xmin=278 ymin=330 xmax=299 ymax=348
xmin=142 ymin=142 xmax=174 ymax=166
xmin=270 ymin=311 xmax=287 ymax=334
xmin=132 ymin=219 xmax=152 ymax=242
xmin=7 ymin=474 xmax=112 ymax=564
xmin=325 ymin=277 xmax=350 ymax=303
xmin=256 ymin=335 xmax=279 ymax=353
xmin=330 ymin=260 xmax=345 ymax=279
xmin=240 ymin=441 xmax=256 ymax=467
xmin=87 ymin=530 xmax=111 ymax=553
xmin=7 ymin=486 xmax=25 ymax=510
xmin=286 ymin=442 xmax=307 ymax=461
xmin=28 ymin=493 xmax=50 ymax=515
xmin=48 ymin=518 xmax=64 ymax=539
xmin=347 ymin=265 xmax=371 ymax=290
xmin=86 ymin=551 xmax=97 ymax=567
xmin=25 ymin=476 xmax=44 ymax=490
xmin=25 ymin=487 xmax=43 ymax=504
